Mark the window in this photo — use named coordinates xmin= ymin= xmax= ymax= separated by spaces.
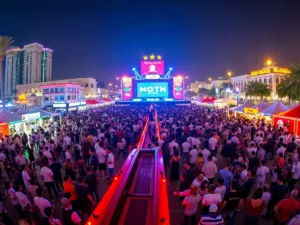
xmin=50 ymin=95 xmax=54 ymax=101
xmin=60 ymin=87 xmax=65 ymax=92
xmin=264 ymin=78 xmax=267 ymax=83
xmin=68 ymin=87 xmax=71 ymax=92
xmin=44 ymin=96 xmax=49 ymax=101
xmin=72 ymin=88 xmax=75 ymax=92
xmin=91 ymin=84 xmax=94 ymax=88
xmin=60 ymin=95 xmax=64 ymax=101
xmin=55 ymin=88 xmax=58 ymax=92
xmin=276 ymin=77 xmax=279 ymax=83
xmin=259 ymin=79 xmax=262 ymax=83
xmin=50 ymin=88 xmax=54 ymax=93
xmin=55 ymin=96 xmax=59 ymax=101
xmin=67 ymin=95 xmax=71 ymax=100
xmin=85 ymin=83 xmax=88 ymax=87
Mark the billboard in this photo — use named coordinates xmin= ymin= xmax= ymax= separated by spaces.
xmin=121 ymin=77 xmax=133 ymax=101
xmin=137 ymin=82 xmax=168 ymax=98
xmin=141 ymin=60 xmax=164 ymax=75
xmin=173 ymin=76 xmax=183 ymax=100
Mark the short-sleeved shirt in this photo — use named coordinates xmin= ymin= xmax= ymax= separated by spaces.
xmin=183 ymin=195 xmax=202 ymax=216
xmin=85 ymin=173 xmax=98 ymax=190
xmin=271 ymin=184 xmax=289 ymax=204
xmin=223 ymin=191 xmax=242 ymax=211
xmin=76 ymin=185 xmax=92 ymax=209
xmin=63 ymin=182 xmax=77 ymax=201
xmin=40 ymin=167 xmax=53 ymax=182
xmin=276 ymin=198 xmax=299 ymax=222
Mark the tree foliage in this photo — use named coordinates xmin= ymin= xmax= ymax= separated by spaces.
xmin=245 ymin=81 xmax=271 ymax=99
xmin=277 ymin=65 xmax=300 ymax=103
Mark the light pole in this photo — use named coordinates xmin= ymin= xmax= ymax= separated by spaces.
xmin=227 ymin=71 xmax=232 ymax=99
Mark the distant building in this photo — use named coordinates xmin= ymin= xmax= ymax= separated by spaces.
xmin=5 ymin=43 xmax=52 ymax=101
xmin=190 ymin=81 xmax=212 ymax=92
xmin=231 ymin=61 xmax=291 ymax=100
xmin=16 ymin=77 xmax=97 ymax=106
xmin=211 ymin=77 xmax=228 ymax=88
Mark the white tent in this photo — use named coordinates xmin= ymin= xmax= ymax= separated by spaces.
xmin=0 ymin=109 xmax=22 ymax=123
xmin=232 ymin=101 xmax=254 ymax=112
xmin=260 ymin=101 xmax=290 ymax=115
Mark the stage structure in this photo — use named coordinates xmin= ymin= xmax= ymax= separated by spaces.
xmin=120 ymin=55 xmax=186 ymax=103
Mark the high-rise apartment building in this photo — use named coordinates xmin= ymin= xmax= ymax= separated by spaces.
xmin=4 ymin=43 xmax=52 ymax=100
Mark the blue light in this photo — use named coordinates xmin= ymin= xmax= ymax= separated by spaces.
xmin=169 ymin=67 xmax=173 ymax=71
xmin=132 ymin=67 xmax=136 ymax=71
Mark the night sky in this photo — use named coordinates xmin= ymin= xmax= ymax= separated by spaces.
xmin=2 ymin=0 xmax=300 ymax=84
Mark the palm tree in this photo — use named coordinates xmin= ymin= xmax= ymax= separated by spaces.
xmin=245 ymin=81 xmax=271 ymax=100
xmin=0 ymin=36 xmax=15 ymax=107
xmin=277 ymin=65 xmax=300 ymax=104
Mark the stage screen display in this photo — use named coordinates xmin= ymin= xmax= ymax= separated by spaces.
xmin=173 ymin=76 xmax=184 ymax=100
xmin=137 ymin=82 xmax=169 ymax=98
xmin=141 ymin=60 xmax=165 ymax=75
xmin=121 ymin=77 xmax=133 ymax=101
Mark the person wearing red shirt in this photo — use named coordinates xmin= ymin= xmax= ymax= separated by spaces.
xmin=274 ymin=190 xmax=299 ymax=225
xmin=277 ymin=153 xmax=285 ymax=170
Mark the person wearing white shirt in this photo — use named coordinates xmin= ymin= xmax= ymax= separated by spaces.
xmin=200 ymin=147 xmax=211 ymax=164
xmin=34 ymin=187 xmax=51 ymax=217
xmin=40 ymin=165 xmax=58 ymax=199
xmin=192 ymin=172 xmax=208 ymax=188
xmin=208 ymin=134 xmax=218 ymax=153
xmin=201 ymin=184 xmax=222 ymax=214
xmin=289 ymin=156 xmax=300 ymax=191
xmin=182 ymin=186 xmax=201 ymax=223
xmin=169 ymin=140 xmax=179 ymax=156
xmin=202 ymin=155 xmax=218 ymax=183
xmin=277 ymin=143 xmax=286 ymax=157
xmin=247 ymin=143 xmax=257 ymax=157
xmin=0 ymin=149 xmax=6 ymax=162
xmin=254 ymin=134 xmax=263 ymax=145
xmin=94 ymin=139 xmax=100 ymax=151
xmin=261 ymin=185 xmax=271 ymax=216
xmin=230 ymin=134 xmax=240 ymax=145
xmin=16 ymin=151 xmax=28 ymax=167
xmin=256 ymin=161 xmax=270 ymax=188
xmin=182 ymin=141 xmax=191 ymax=162
xmin=21 ymin=165 xmax=31 ymax=190
xmin=107 ymin=149 xmax=115 ymax=179
xmin=215 ymin=178 xmax=227 ymax=200
xmin=238 ymin=164 xmax=248 ymax=186
xmin=189 ymin=146 xmax=199 ymax=165
xmin=64 ymin=135 xmax=72 ymax=146
xmin=15 ymin=185 xmax=32 ymax=210
xmin=96 ymin=141 xmax=107 ymax=179
xmin=191 ymin=138 xmax=201 ymax=150
xmin=43 ymin=147 xmax=52 ymax=165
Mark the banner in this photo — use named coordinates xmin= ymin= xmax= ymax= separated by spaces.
xmin=0 ymin=123 xmax=9 ymax=136
xmin=244 ymin=108 xmax=258 ymax=114
xmin=173 ymin=76 xmax=183 ymax=100
xmin=141 ymin=60 xmax=164 ymax=75
xmin=121 ymin=77 xmax=133 ymax=101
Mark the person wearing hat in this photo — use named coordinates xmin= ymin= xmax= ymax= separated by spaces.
xmin=199 ymin=204 xmax=224 ymax=225
xmin=61 ymin=197 xmax=81 ymax=225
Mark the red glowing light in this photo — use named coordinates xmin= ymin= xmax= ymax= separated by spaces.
xmin=162 ymin=179 xmax=166 ymax=183
xmin=114 ymin=177 xmax=118 ymax=181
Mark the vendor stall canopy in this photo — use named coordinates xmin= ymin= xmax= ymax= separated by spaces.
xmin=260 ymin=101 xmax=290 ymax=116
xmin=254 ymin=101 xmax=270 ymax=111
xmin=232 ymin=100 xmax=254 ymax=112
xmin=278 ymin=104 xmax=300 ymax=118
xmin=0 ymin=109 xmax=22 ymax=123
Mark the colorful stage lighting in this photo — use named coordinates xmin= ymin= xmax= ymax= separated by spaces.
xmin=132 ymin=67 xmax=136 ymax=71
xmin=169 ymin=67 xmax=173 ymax=71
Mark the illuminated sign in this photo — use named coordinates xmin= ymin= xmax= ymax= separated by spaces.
xmin=244 ymin=108 xmax=258 ymax=114
xmin=141 ymin=60 xmax=165 ymax=75
xmin=137 ymin=82 xmax=168 ymax=98
xmin=173 ymin=76 xmax=183 ymax=100
xmin=250 ymin=67 xmax=291 ymax=76
xmin=69 ymin=102 xmax=80 ymax=107
xmin=22 ymin=112 xmax=40 ymax=121
xmin=53 ymin=103 xmax=67 ymax=108
xmin=145 ymin=75 xmax=160 ymax=79
xmin=121 ymin=77 xmax=133 ymax=101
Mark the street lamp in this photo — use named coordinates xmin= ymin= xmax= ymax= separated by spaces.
xmin=109 ymin=83 xmax=112 ymax=87
xmin=116 ymin=77 xmax=119 ymax=80
xmin=208 ymin=78 xmax=212 ymax=82
xmin=227 ymin=71 xmax=232 ymax=78
xmin=185 ymin=76 xmax=189 ymax=79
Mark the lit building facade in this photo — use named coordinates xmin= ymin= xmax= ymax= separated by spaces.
xmin=4 ymin=43 xmax=52 ymax=101
xmin=231 ymin=61 xmax=291 ymax=100
xmin=16 ymin=77 xmax=97 ymax=106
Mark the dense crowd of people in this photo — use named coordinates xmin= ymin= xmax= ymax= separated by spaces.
xmin=0 ymin=105 xmax=149 ymax=225
xmin=0 ymin=103 xmax=300 ymax=225
xmin=151 ymin=104 xmax=300 ymax=225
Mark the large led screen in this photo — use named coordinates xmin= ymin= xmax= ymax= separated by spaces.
xmin=137 ymin=82 xmax=169 ymax=98
xmin=141 ymin=60 xmax=165 ymax=75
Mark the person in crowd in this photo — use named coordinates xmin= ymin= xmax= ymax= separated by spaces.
xmin=202 ymin=155 xmax=218 ymax=184
xmin=0 ymin=201 xmax=14 ymax=225
xmin=274 ymin=190 xmax=300 ymax=225
xmin=181 ymin=185 xmax=201 ymax=225
xmin=170 ymin=149 xmax=180 ymax=180
xmin=34 ymin=187 xmax=51 ymax=218
xmin=61 ymin=198 xmax=81 ymax=225
xmin=44 ymin=206 xmax=62 ymax=225
xmin=85 ymin=166 xmax=100 ymax=202
xmin=40 ymin=161 xmax=59 ymax=200
xmin=244 ymin=188 xmax=265 ymax=225
xmin=219 ymin=162 xmax=233 ymax=191
xmin=215 ymin=178 xmax=226 ymax=200
xmin=106 ymin=148 xmax=115 ymax=180
xmin=63 ymin=176 xmax=78 ymax=211
xmin=201 ymin=184 xmax=222 ymax=214
xmin=199 ymin=204 xmax=224 ymax=225
xmin=49 ymin=157 xmax=63 ymax=192
xmin=76 ymin=176 xmax=95 ymax=218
